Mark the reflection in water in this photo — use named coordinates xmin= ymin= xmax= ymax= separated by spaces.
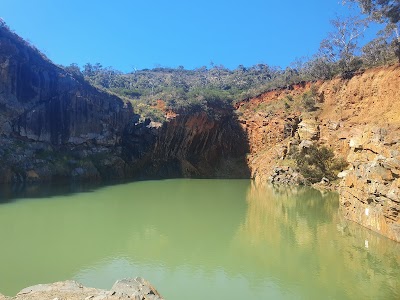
xmin=232 ymin=183 xmax=400 ymax=299
xmin=0 ymin=180 xmax=399 ymax=299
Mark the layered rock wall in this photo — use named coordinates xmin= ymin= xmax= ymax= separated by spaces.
xmin=340 ymin=128 xmax=400 ymax=242
xmin=319 ymin=66 xmax=400 ymax=242
xmin=122 ymin=111 xmax=250 ymax=179
xmin=238 ymin=65 xmax=400 ymax=241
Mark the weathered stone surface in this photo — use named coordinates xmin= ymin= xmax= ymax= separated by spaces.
xmin=122 ymin=111 xmax=250 ymax=179
xmin=0 ymin=27 xmax=250 ymax=184
xmin=3 ymin=278 xmax=164 ymax=300
xmin=111 ymin=277 xmax=162 ymax=299
xmin=17 ymin=280 xmax=84 ymax=295
xmin=298 ymin=139 xmax=313 ymax=149
xmin=239 ymin=65 xmax=400 ymax=242
xmin=0 ymin=27 xmax=134 ymax=146
xmin=339 ymin=128 xmax=400 ymax=242
xmin=337 ymin=170 xmax=350 ymax=178
xmin=269 ymin=166 xmax=305 ymax=185
xmin=297 ymin=119 xmax=319 ymax=140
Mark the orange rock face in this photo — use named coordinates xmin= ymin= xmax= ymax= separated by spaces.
xmin=238 ymin=65 xmax=400 ymax=242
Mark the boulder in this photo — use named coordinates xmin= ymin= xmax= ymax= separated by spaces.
xmin=8 ymin=278 xmax=164 ymax=300
xmin=297 ymin=119 xmax=319 ymax=140
xmin=111 ymin=277 xmax=162 ymax=299
xmin=270 ymin=166 xmax=305 ymax=185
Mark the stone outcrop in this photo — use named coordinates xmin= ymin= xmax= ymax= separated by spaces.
xmin=297 ymin=119 xmax=319 ymax=140
xmin=0 ymin=26 xmax=134 ymax=145
xmin=3 ymin=278 xmax=163 ymax=300
xmin=122 ymin=111 xmax=250 ymax=179
xmin=269 ymin=166 xmax=305 ymax=185
xmin=339 ymin=127 xmax=400 ymax=242
xmin=238 ymin=64 xmax=400 ymax=242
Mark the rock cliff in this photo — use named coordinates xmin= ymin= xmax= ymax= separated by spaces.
xmin=339 ymin=127 xmax=400 ymax=242
xmin=0 ymin=25 xmax=135 ymax=183
xmin=122 ymin=111 xmax=249 ymax=179
xmin=0 ymin=26 xmax=249 ymax=184
xmin=0 ymin=27 xmax=133 ymax=145
xmin=238 ymin=65 xmax=400 ymax=242
xmin=313 ymin=66 xmax=400 ymax=242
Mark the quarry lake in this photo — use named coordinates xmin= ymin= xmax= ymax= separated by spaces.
xmin=0 ymin=179 xmax=399 ymax=299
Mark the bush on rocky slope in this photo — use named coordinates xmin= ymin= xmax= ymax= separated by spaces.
xmin=294 ymin=145 xmax=348 ymax=184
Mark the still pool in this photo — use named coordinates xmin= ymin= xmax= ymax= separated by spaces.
xmin=0 ymin=179 xmax=399 ymax=299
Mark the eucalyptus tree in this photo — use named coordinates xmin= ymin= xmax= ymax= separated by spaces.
xmin=343 ymin=0 xmax=400 ymax=62
xmin=319 ymin=16 xmax=367 ymax=73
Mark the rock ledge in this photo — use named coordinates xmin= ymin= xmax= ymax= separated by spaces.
xmin=1 ymin=278 xmax=163 ymax=300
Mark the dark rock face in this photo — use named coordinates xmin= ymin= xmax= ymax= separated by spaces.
xmin=0 ymin=26 xmax=139 ymax=184
xmin=0 ymin=26 xmax=250 ymax=184
xmin=0 ymin=27 xmax=134 ymax=146
xmin=122 ymin=112 xmax=251 ymax=179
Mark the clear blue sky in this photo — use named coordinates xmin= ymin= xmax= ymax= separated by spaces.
xmin=1 ymin=0 xmax=377 ymax=72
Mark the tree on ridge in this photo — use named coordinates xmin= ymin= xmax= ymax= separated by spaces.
xmin=343 ymin=0 xmax=400 ymax=62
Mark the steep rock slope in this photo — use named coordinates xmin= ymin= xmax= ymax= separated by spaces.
xmin=318 ymin=66 xmax=400 ymax=242
xmin=238 ymin=65 xmax=400 ymax=242
xmin=122 ymin=111 xmax=250 ymax=179
xmin=0 ymin=26 xmax=136 ymax=183
xmin=0 ymin=27 xmax=133 ymax=145
xmin=0 ymin=26 xmax=249 ymax=184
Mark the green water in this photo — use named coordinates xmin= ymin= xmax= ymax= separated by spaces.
xmin=0 ymin=179 xmax=399 ymax=299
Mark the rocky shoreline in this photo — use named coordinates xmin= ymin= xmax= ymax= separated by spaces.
xmin=0 ymin=278 xmax=163 ymax=300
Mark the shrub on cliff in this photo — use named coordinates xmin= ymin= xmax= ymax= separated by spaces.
xmin=294 ymin=145 xmax=348 ymax=183
xmin=301 ymin=86 xmax=319 ymax=112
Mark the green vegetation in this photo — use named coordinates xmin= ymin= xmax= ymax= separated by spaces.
xmin=294 ymin=145 xmax=348 ymax=183
xmin=2 ymin=0 xmax=398 ymax=121
xmin=301 ymin=85 xmax=319 ymax=112
xmin=64 ymin=13 xmax=396 ymax=119
xmin=344 ymin=0 xmax=399 ymax=63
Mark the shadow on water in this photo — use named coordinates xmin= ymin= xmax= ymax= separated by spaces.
xmin=0 ymin=179 xmax=130 ymax=204
xmin=0 ymin=104 xmax=252 ymax=203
